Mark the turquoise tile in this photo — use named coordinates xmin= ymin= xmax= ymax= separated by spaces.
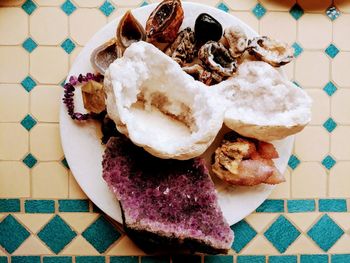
xmin=323 ymin=82 xmax=337 ymax=96
xmin=289 ymin=3 xmax=304 ymax=20
xmin=12 ymin=257 xmax=40 ymax=263
xmin=22 ymin=153 xmax=37 ymax=169
xmin=269 ymin=255 xmax=297 ymax=263
xmin=38 ymin=215 xmax=77 ymax=254
xmin=25 ymin=200 xmax=55 ymax=213
xmin=61 ymin=0 xmax=76 ymax=16
xmin=99 ymin=1 xmax=115 ymax=17
xmin=256 ymin=199 xmax=284 ymax=213
xmin=43 ymin=257 xmax=72 ymax=263
xmin=326 ymin=6 xmax=340 ymax=21
xmin=332 ymin=254 xmax=350 ymax=263
xmin=21 ymin=76 xmax=36 ymax=92
xmin=323 ymin=118 xmax=337 ymax=133
xmin=82 ymin=216 xmax=121 ymax=253
xmin=22 ymin=38 xmax=37 ymax=53
xmin=292 ymin=42 xmax=303 ymax=58
xmin=20 ymin=114 xmax=37 ymax=131
xmin=61 ymin=157 xmax=70 ymax=169
xmin=307 ymin=214 xmax=344 ymax=251
xmin=293 ymin=81 xmax=302 ymax=88
xmin=76 ymin=257 xmax=105 ymax=263
xmin=231 ymin=220 xmax=257 ymax=252
xmin=300 ymin=255 xmax=328 ymax=263
xmin=61 ymin=38 xmax=76 ymax=54
xmin=140 ymin=1 xmax=148 ymax=7
xmin=58 ymin=200 xmax=89 ymax=212
xmin=319 ymin=199 xmax=347 ymax=212
xmin=322 ymin=155 xmax=336 ymax=170
xmin=217 ymin=2 xmax=229 ymax=12
xmin=0 ymin=215 xmax=30 ymax=253
xmin=110 ymin=256 xmax=138 ymax=263
xmin=204 ymin=256 xmax=232 ymax=263
xmin=325 ymin=44 xmax=339 ymax=59
xmin=264 ymin=215 xmax=300 ymax=253
xmin=0 ymin=199 xmax=20 ymax=212
xmin=0 ymin=257 xmax=7 ymax=263
xmin=288 ymin=155 xmax=300 ymax=170
xmin=287 ymin=200 xmax=315 ymax=213
xmin=237 ymin=256 xmax=265 ymax=263
xmin=172 ymin=255 xmax=201 ymax=263
xmin=252 ymin=3 xmax=266 ymax=19
xmin=21 ymin=0 xmax=37 ymax=15
xmin=141 ymin=256 xmax=170 ymax=263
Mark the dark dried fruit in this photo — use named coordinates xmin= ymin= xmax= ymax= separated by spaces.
xmin=145 ymin=0 xmax=184 ymax=43
xmin=195 ymin=13 xmax=223 ymax=43
xmin=117 ymin=10 xmax=146 ymax=48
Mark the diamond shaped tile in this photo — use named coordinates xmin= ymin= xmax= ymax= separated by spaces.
xmin=61 ymin=0 xmax=76 ymax=16
xmin=21 ymin=114 xmax=37 ymax=131
xmin=21 ymin=76 xmax=37 ymax=92
xmin=325 ymin=44 xmax=339 ymax=59
xmin=22 ymin=153 xmax=38 ymax=168
xmin=252 ymin=3 xmax=266 ymax=19
xmin=307 ymin=214 xmax=344 ymax=251
xmin=38 ymin=215 xmax=77 ymax=254
xmin=140 ymin=1 xmax=148 ymax=7
xmin=326 ymin=6 xmax=340 ymax=21
xmin=288 ymin=155 xmax=300 ymax=170
xmin=82 ymin=216 xmax=121 ymax=253
xmin=289 ymin=3 xmax=304 ymax=20
xmin=322 ymin=155 xmax=336 ymax=170
xmin=61 ymin=157 xmax=70 ymax=169
xmin=323 ymin=81 xmax=337 ymax=96
xmin=0 ymin=215 xmax=30 ymax=253
xmin=217 ymin=2 xmax=229 ymax=12
xmin=22 ymin=0 xmax=37 ymax=15
xmin=22 ymin=38 xmax=38 ymax=53
xmin=292 ymin=42 xmax=303 ymax=58
xmin=293 ymin=81 xmax=301 ymax=88
xmin=231 ymin=220 xmax=257 ymax=253
xmin=323 ymin=118 xmax=337 ymax=133
xmin=264 ymin=215 xmax=300 ymax=253
xmin=99 ymin=1 xmax=115 ymax=17
xmin=61 ymin=38 xmax=76 ymax=54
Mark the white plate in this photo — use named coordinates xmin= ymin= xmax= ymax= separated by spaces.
xmin=60 ymin=2 xmax=293 ymax=226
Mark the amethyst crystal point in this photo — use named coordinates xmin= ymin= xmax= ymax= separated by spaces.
xmin=102 ymin=136 xmax=234 ymax=254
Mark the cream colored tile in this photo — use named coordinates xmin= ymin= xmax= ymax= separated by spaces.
xmin=329 ymin=162 xmax=350 ymax=197
xmin=70 ymin=46 xmax=83 ymax=66
xmin=74 ymin=0 xmax=104 ymax=7
xmin=222 ymin=0 xmax=255 ymax=10
xmin=69 ymin=172 xmax=88 ymax=199
xmin=35 ymin=0 xmax=64 ymax=6
xmin=107 ymin=235 xmax=146 ymax=255
xmin=61 ymin=235 xmax=98 ymax=255
xmin=268 ymin=169 xmax=291 ymax=199
xmin=245 ymin=214 xmax=278 ymax=233
xmin=329 ymin=213 xmax=350 ymax=231
xmin=307 ymin=89 xmax=330 ymax=125
xmin=285 ymin=235 xmax=323 ymax=254
xmin=229 ymin=11 xmax=259 ymax=33
xmin=328 ymin=234 xmax=350 ymax=253
xmin=31 ymin=85 xmax=62 ymax=122
xmin=0 ymin=47 xmax=28 ymax=83
xmin=295 ymin=51 xmax=329 ymax=87
xmin=30 ymin=7 xmax=68 ymax=45
xmin=0 ymin=84 xmax=28 ymax=122
xmin=32 ymin=162 xmax=69 ymax=198
xmin=70 ymin=9 xmax=107 ymax=46
xmin=295 ymin=126 xmax=329 ymax=161
xmin=298 ymin=14 xmax=332 ymax=49
xmin=14 ymin=214 xmax=54 ymax=233
xmin=241 ymin=235 xmax=278 ymax=254
xmin=331 ymin=127 xmax=350 ymax=159
xmin=259 ymin=0 xmax=295 ymax=11
xmin=333 ymin=52 xmax=350 ymax=87
xmin=334 ymin=14 xmax=350 ymax=51
xmin=107 ymin=6 xmax=130 ymax=22
xmin=30 ymin=47 xmax=68 ymax=84
xmin=260 ymin=12 xmax=296 ymax=44
xmin=0 ymin=161 xmax=30 ymax=198
xmin=0 ymin=123 xmax=28 ymax=160
xmin=298 ymin=0 xmax=331 ymax=12
xmin=287 ymin=213 xmax=321 ymax=232
xmin=30 ymin=123 xmax=63 ymax=161
xmin=111 ymin=0 xmax=142 ymax=7
xmin=332 ymin=90 xmax=350 ymax=124
xmin=0 ymin=8 xmax=27 ymax=44
xmin=335 ymin=0 xmax=350 ymax=12
xmin=60 ymin=213 xmax=99 ymax=233
xmin=291 ymin=162 xmax=327 ymax=198
xmin=13 ymin=235 xmax=52 ymax=255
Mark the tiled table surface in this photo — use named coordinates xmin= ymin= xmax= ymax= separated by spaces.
xmin=0 ymin=0 xmax=350 ymax=262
